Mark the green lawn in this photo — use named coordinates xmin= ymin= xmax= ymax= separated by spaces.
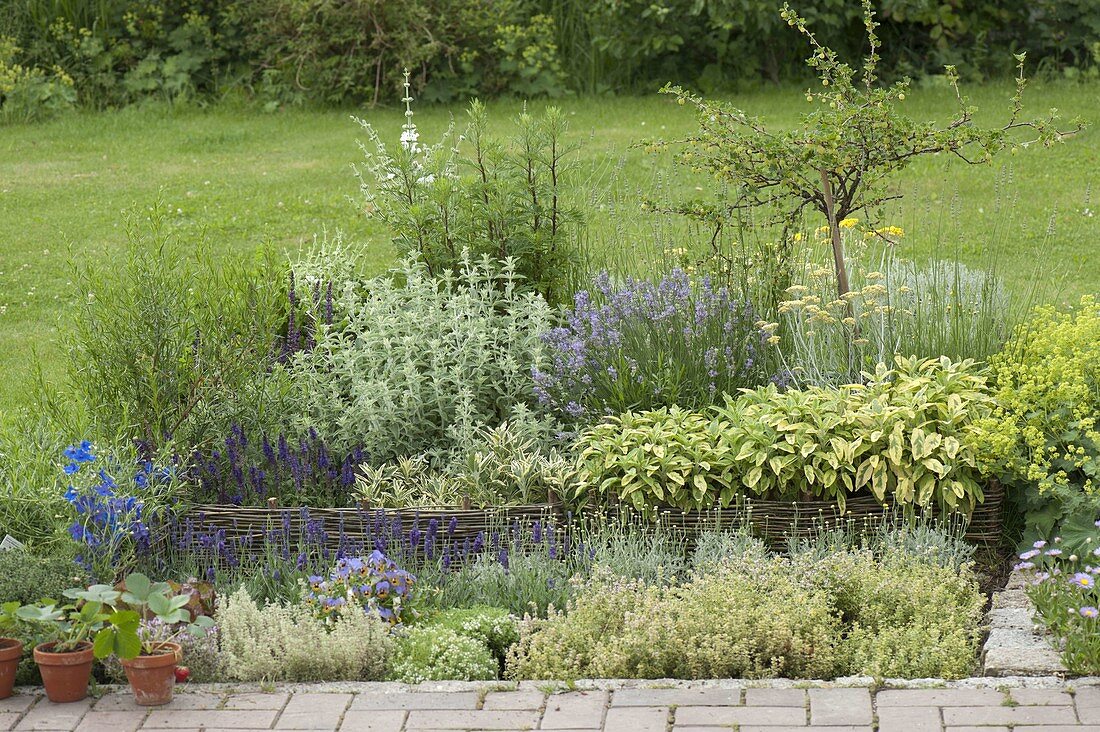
xmin=1 ymin=82 xmax=1098 ymax=413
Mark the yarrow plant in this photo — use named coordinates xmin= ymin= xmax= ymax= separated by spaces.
xmin=1017 ymin=525 xmax=1100 ymax=675
xmin=62 ymin=441 xmax=174 ymax=580
xmin=533 ymin=270 xmax=775 ymax=422
xmin=304 ymin=551 xmax=417 ymax=627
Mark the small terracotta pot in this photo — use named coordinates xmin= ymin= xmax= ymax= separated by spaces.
xmin=33 ymin=641 xmax=94 ymax=703
xmin=0 ymin=638 xmax=23 ymax=700
xmin=120 ymin=642 xmax=182 ymax=707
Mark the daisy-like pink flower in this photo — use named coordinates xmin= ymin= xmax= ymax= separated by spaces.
xmin=1071 ymin=572 xmax=1095 ymax=589
xmin=1080 ymin=606 xmax=1099 ymax=619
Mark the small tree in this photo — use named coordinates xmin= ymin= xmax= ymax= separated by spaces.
xmin=657 ymin=0 xmax=1084 ymax=302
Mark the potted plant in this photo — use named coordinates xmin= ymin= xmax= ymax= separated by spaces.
xmin=16 ymin=591 xmax=112 ymax=703
xmin=0 ymin=602 xmax=26 ymax=700
xmin=93 ymin=574 xmax=214 ymax=706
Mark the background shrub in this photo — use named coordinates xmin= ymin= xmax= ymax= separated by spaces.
xmin=0 ymin=551 xmax=84 ymax=604
xmin=65 ymin=205 xmax=291 ymax=450
xmin=3 ymin=0 xmax=1099 ymax=115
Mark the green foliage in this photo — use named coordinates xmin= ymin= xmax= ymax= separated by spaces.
xmin=429 ymin=605 xmax=518 ymax=665
xmin=0 ymin=412 xmax=80 ymax=550
xmin=4 ymin=0 xmax=1100 ymax=111
xmin=985 ymin=296 xmax=1100 ymax=546
xmin=356 ymin=89 xmax=581 ymax=304
xmin=391 ymin=626 xmax=499 ymax=683
xmin=0 ymin=36 xmax=75 ymax=123
xmin=575 ymin=356 xmax=1005 ymax=516
xmin=575 ymin=406 xmax=737 ymax=516
xmin=289 ymin=251 xmax=553 ymax=466
xmin=65 ymin=204 xmax=291 ymax=449
xmin=717 ymin=356 xmax=1003 ymax=513
xmin=0 ymin=552 xmax=84 ymax=605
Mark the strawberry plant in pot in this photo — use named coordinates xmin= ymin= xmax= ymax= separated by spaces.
xmin=16 ymin=591 xmax=113 ymax=703
xmin=94 ymin=573 xmax=214 ymax=706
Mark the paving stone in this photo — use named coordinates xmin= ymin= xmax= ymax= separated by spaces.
xmin=604 ymin=706 xmax=666 ymax=732
xmin=92 ymin=694 xmax=144 ymax=712
xmin=338 ymin=710 xmax=406 ymax=732
xmin=741 ymin=727 xmax=870 ymax=732
xmin=276 ymin=693 xmax=352 ymax=729
xmin=152 ymin=693 xmax=223 ymax=711
xmin=0 ymin=713 xmax=21 ymax=731
xmin=674 ymin=705 xmax=805 ymax=727
xmin=876 ymin=689 xmax=1005 ymax=707
xmin=1078 ymin=687 xmax=1100 ymax=708
xmin=15 ymin=699 xmax=93 ymax=731
xmin=1082 ymin=706 xmax=1100 ymax=725
xmin=1009 ymin=688 xmax=1074 ymax=706
xmin=351 ymin=693 xmax=479 ymax=711
xmin=74 ymin=711 xmax=146 ymax=732
xmin=142 ymin=709 xmax=278 ymax=728
xmin=942 ymin=705 xmax=1078 ymax=726
xmin=743 ymin=689 xmax=804 ymax=708
xmin=540 ymin=692 xmax=608 ymax=729
xmin=991 ymin=589 xmax=1032 ymax=610
xmin=482 ymin=692 xmax=546 ymax=711
xmin=612 ymin=689 xmax=740 ymax=708
xmin=808 ymin=688 xmax=871 ymax=726
xmin=0 ymin=698 xmax=37 ymax=714
xmin=982 ymin=628 xmax=1066 ymax=677
xmin=1013 ymin=728 xmax=1100 ymax=732
xmin=944 ymin=727 xmax=1010 ymax=732
xmin=223 ymin=692 xmax=291 ymax=710
xmin=406 ymin=710 xmax=539 ymax=730
xmin=876 ymin=705 xmax=940 ymax=732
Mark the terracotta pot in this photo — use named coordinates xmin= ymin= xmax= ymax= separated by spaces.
xmin=33 ymin=641 xmax=94 ymax=703
xmin=0 ymin=638 xmax=23 ymax=700
xmin=120 ymin=642 xmax=182 ymax=706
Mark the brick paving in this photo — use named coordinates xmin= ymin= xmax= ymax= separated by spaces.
xmin=2 ymin=682 xmax=1100 ymax=731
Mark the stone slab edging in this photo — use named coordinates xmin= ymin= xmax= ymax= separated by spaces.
xmin=983 ymin=567 xmax=1068 ymax=676
xmin=14 ymin=675 xmax=1099 ymax=698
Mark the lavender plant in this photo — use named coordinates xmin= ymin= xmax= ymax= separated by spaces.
xmin=532 ymin=269 xmax=775 ymax=423
xmin=184 ymin=423 xmax=364 ymax=507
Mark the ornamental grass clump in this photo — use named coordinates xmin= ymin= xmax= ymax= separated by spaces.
xmin=533 ymin=270 xmax=775 ymax=422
